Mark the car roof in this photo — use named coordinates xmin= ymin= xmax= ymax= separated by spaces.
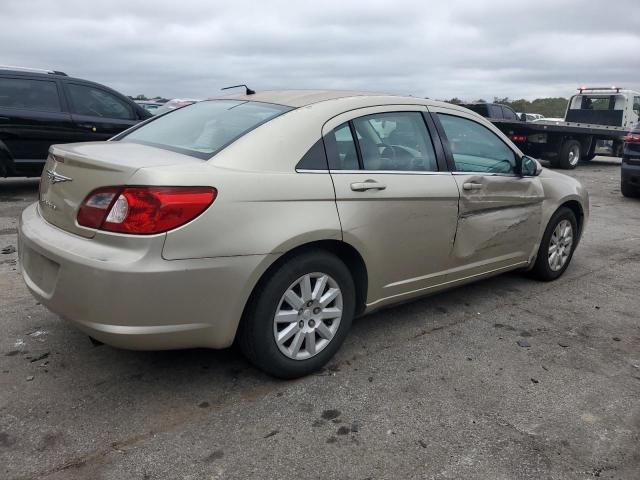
xmin=0 ymin=68 xmax=124 ymax=93
xmin=213 ymin=89 xmax=458 ymax=111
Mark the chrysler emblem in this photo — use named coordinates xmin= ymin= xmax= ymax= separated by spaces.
xmin=46 ymin=169 xmax=73 ymax=184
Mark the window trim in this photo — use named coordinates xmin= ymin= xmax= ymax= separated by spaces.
xmin=432 ymin=112 xmax=520 ymax=176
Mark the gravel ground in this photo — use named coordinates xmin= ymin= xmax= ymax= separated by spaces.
xmin=0 ymin=157 xmax=639 ymax=480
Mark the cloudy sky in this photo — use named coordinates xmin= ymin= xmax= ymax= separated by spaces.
xmin=2 ymin=0 xmax=640 ymax=101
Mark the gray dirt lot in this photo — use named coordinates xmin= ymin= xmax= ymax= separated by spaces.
xmin=0 ymin=158 xmax=639 ymax=480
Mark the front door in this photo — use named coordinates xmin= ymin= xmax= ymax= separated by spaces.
xmin=323 ymin=106 xmax=460 ymax=306
xmin=430 ymin=107 xmax=545 ymax=277
xmin=64 ymin=82 xmax=139 ymax=142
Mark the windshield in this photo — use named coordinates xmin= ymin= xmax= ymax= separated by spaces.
xmin=120 ymin=100 xmax=292 ymax=159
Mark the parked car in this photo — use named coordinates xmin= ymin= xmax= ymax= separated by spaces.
xmin=516 ymin=112 xmax=545 ymax=122
xmin=152 ymin=98 xmax=200 ymax=116
xmin=19 ymin=90 xmax=589 ymax=378
xmin=135 ymin=100 xmax=165 ymax=114
xmin=460 ymin=102 xmax=520 ymax=121
xmin=0 ymin=65 xmax=151 ymax=177
xmin=621 ymin=123 xmax=640 ymax=197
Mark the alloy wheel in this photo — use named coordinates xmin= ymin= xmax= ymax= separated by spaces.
xmin=548 ymin=219 xmax=573 ymax=271
xmin=273 ymin=272 xmax=343 ymax=360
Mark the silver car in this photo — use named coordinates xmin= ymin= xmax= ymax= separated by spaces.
xmin=18 ymin=90 xmax=589 ymax=378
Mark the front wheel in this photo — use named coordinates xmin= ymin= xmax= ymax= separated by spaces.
xmin=238 ymin=250 xmax=355 ymax=379
xmin=529 ymin=207 xmax=578 ymax=281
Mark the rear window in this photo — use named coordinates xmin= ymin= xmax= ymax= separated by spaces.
xmin=0 ymin=77 xmax=61 ymax=112
xmin=120 ymin=100 xmax=291 ymax=159
xmin=461 ymin=104 xmax=489 ymax=117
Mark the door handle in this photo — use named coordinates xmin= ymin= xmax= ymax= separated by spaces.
xmin=78 ymin=123 xmax=97 ymax=132
xmin=462 ymin=182 xmax=483 ymax=191
xmin=350 ymin=181 xmax=387 ymax=192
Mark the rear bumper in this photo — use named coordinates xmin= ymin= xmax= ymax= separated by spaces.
xmin=18 ymin=203 xmax=276 ymax=350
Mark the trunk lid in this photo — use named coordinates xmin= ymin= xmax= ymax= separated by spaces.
xmin=38 ymin=141 xmax=203 ymax=238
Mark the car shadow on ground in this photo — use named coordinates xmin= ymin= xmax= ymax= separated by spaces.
xmin=69 ymin=269 xmax=533 ymax=389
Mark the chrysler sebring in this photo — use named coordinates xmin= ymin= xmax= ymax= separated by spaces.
xmin=19 ymin=90 xmax=589 ymax=378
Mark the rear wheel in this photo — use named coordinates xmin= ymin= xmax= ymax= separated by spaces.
xmin=238 ymin=250 xmax=355 ymax=379
xmin=529 ymin=207 xmax=578 ymax=281
xmin=557 ymin=140 xmax=581 ymax=169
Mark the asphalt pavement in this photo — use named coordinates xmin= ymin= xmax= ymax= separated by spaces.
xmin=1 ymin=157 xmax=639 ymax=480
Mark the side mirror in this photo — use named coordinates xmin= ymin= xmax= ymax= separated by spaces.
xmin=520 ymin=113 xmax=527 ymax=122
xmin=520 ymin=155 xmax=542 ymax=176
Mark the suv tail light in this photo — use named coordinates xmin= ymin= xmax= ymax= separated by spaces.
xmin=77 ymin=186 xmax=216 ymax=234
xmin=624 ymin=133 xmax=640 ymax=144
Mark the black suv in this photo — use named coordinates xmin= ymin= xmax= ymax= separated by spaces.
xmin=0 ymin=66 xmax=151 ymax=177
xmin=621 ymin=123 xmax=640 ymax=198
xmin=459 ymin=102 xmax=521 ymax=121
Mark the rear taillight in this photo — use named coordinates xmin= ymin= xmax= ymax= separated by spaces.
xmin=77 ymin=186 xmax=216 ymax=234
xmin=624 ymin=133 xmax=640 ymax=144
xmin=511 ymin=135 xmax=527 ymax=142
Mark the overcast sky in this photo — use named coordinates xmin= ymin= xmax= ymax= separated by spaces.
xmin=2 ymin=0 xmax=640 ymax=101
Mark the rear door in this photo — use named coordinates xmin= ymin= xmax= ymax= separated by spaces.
xmin=63 ymin=82 xmax=140 ymax=142
xmin=0 ymin=76 xmax=73 ymax=165
xmin=429 ymin=106 xmax=544 ymax=277
xmin=323 ymin=106 xmax=460 ymax=305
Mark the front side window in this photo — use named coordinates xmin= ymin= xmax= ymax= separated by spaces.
xmin=502 ymin=106 xmax=518 ymax=120
xmin=437 ymin=114 xmax=516 ymax=174
xmin=0 ymin=78 xmax=60 ymax=112
xmin=67 ymin=84 xmax=135 ymax=120
xmin=352 ymin=112 xmax=438 ymax=171
xmin=633 ymin=97 xmax=640 ymax=116
xmin=121 ymin=100 xmax=291 ymax=159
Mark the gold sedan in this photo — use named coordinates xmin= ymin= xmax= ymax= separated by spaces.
xmin=19 ymin=90 xmax=589 ymax=378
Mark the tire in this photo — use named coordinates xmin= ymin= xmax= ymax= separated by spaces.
xmin=557 ymin=140 xmax=581 ymax=169
xmin=529 ymin=207 xmax=578 ymax=281
xmin=238 ymin=250 xmax=355 ymax=379
xmin=621 ymin=180 xmax=640 ymax=198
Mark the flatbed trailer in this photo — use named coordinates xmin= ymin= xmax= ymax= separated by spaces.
xmin=462 ymin=87 xmax=640 ymax=169
xmin=492 ymin=118 xmax=627 ymax=169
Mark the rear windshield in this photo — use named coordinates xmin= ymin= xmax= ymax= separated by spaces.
xmin=119 ymin=100 xmax=292 ymax=159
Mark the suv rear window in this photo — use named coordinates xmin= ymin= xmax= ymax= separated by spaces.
xmin=120 ymin=100 xmax=291 ymax=159
xmin=0 ymin=77 xmax=61 ymax=112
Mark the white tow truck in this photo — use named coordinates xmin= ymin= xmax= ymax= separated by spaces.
xmin=492 ymin=86 xmax=640 ymax=169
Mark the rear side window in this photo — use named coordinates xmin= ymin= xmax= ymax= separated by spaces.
xmin=67 ymin=84 xmax=135 ymax=120
xmin=353 ymin=112 xmax=438 ymax=171
xmin=121 ymin=100 xmax=292 ymax=159
xmin=0 ymin=77 xmax=61 ymax=112
xmin=438 ymin=114 xmax=516 ymax=174
xmin=327 ymin=123 xmax=359 ymax=169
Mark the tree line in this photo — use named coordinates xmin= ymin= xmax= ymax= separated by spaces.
xmin=445 ymin=97 xmax=569 ymax=118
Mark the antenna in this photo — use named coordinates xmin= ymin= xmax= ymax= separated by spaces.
xmin=221 ymin=84 xmax=255 ymax=95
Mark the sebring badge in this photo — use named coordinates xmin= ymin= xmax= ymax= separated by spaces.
xmin=46 ymin=169 xmax=73 ymax=184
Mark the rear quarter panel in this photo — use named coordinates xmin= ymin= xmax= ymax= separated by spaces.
xmin=136 ymin=108 xmax=343 ymax=260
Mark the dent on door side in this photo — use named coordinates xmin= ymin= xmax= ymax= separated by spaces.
xmin=453 ymin=180 xmax=544 ymax=261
